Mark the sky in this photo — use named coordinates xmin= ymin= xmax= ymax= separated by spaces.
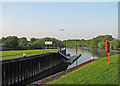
xmin=2 ymin=2 xmax=118 ymax=40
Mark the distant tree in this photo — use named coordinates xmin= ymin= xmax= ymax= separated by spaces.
xmin=64 ymin=35 xmax=115 ymax=49
xmin=40 ymin=37 xmax=64 ymax=48
xmin=0 ymin=39 xmax=2 ymax=44
xmin=30 ymin=40 xmax=42 ymax=49
xmin=3 ymin=36 xmax=19 ymax=48
xmin=90 ymin=39 xmax=98 ymax=48
xmin=96 ymin=35 xmax=114 ymax=42
xmin=98 ymin=42 xmax=105 ymax=49
xmin=2 ymin=35 xmax=117 ymax=50
xmin=30 ymin=37 xmax=64 ymax=49
xmin=30 ymin=38 xmax=36 ymax=43
xmin=18 ymin=37 xmax=28 ymax=49
xmin=110 ymin=40 xmax=120 ymax=49
xmin=2 ymin=37 xmax=6 ymax=42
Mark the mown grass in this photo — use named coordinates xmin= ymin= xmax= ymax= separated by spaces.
xmin=0 ymin=49 xmax=59 ymax=60
xmin=46 ymin=54 xmax=119 ymax=85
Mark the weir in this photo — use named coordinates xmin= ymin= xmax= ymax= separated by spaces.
xmin=1 ymin=50 xmax=81 ymax=86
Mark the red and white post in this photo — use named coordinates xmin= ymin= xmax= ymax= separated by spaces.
xmin=106 ymin=40 xmax=110 ymax=64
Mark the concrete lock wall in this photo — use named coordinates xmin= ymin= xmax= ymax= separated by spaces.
xmin=2 ymin=50 xmax=68 ymax=86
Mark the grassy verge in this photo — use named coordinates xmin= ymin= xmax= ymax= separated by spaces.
xmin=46 ymin=54 xmax=119 ymax=85
xmin=0 ymin=49 xmax=59 ymax=60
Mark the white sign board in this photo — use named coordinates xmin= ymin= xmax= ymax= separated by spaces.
xmin=45 ymin=41 xmax=53 ymax=45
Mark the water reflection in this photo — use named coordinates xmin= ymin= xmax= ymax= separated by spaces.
xmin=67 ymin=47 xmax=119 ymax=69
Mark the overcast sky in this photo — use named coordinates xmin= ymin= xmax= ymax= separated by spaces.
xmin=2 ymin=2 xmax=118 ymax=40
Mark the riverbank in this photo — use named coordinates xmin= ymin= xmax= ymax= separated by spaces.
xmin=0 ymin=49 xmax=59 ymax=60
xmin=46 ymin=54 xmax=119 ymax=85
xmin=67 ymin=46 xmax=120 ymax=51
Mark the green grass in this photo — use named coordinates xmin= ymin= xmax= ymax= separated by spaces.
xmin=0 ymin=49 xmax=59 ymax=60
xmin=46 ymin=54 xmax=119 ymax=85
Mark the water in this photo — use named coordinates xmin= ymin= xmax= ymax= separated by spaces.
xmin=66 ymin=47 xmax=119 ymax=69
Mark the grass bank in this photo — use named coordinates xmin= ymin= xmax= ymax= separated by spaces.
xmin=0 ymin=49 xmax=59 ymax=60
xmin=47 ymin=54 xmax=119 ymax=85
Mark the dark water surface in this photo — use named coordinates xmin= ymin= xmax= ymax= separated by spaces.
xmin=66 ymin=47 xmax=119 ymax=69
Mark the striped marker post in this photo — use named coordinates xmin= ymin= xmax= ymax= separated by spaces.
xmin=106 ymin=40 xmax=110 ymax=64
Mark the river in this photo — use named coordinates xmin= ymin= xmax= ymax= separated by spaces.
xmin=66 ymin=47 xmax=119 ymax=69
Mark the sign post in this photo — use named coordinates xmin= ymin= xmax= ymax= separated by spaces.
xmin=45 ymin=41 xmax=53 ymax=49
xmin=106 ymin=40 xmax=110 ymax=64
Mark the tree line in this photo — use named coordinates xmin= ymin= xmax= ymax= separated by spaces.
xmin=0 ymin=35 xmax=120 ymax=51
xmin=63 ymin=35 xmax=120 ymax=50
xmin=1 ymin=36 xmax=64 ymax=50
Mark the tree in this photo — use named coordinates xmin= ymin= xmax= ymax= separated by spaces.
xmin=96 ymin=35 xmax=114 ymax=42
xmin=30 ymin=38 xmax=36 ymax=43
xmin=110 ymin=40 xmax=120 ymax=49
xmin=30 ymin=40 xmax=42 ymax=49
xmin=98 ymin=42 xmax=105 ymax=49
xmin=64 ymin=35 xmax=115 ymax=49
xmin=0 ymin=38 xmax=2 ymax=44
xmin=18 ymin=37 xmax=28 ymax=49
xmin=30 ymin=37 xmax=64 ymax=49
xmin=89 ymin=39 xmax=98 ymax=48
xmin=3 ymin=36 xmax=19 ymax=48
xmin=2 ymin=37 xmax=6 ymax=42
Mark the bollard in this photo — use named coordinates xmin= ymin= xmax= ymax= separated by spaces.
xmin=106 ymin=40 xmax=110 ymax=64
xmin=23 ymin=53 xmax=26 ymax=57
